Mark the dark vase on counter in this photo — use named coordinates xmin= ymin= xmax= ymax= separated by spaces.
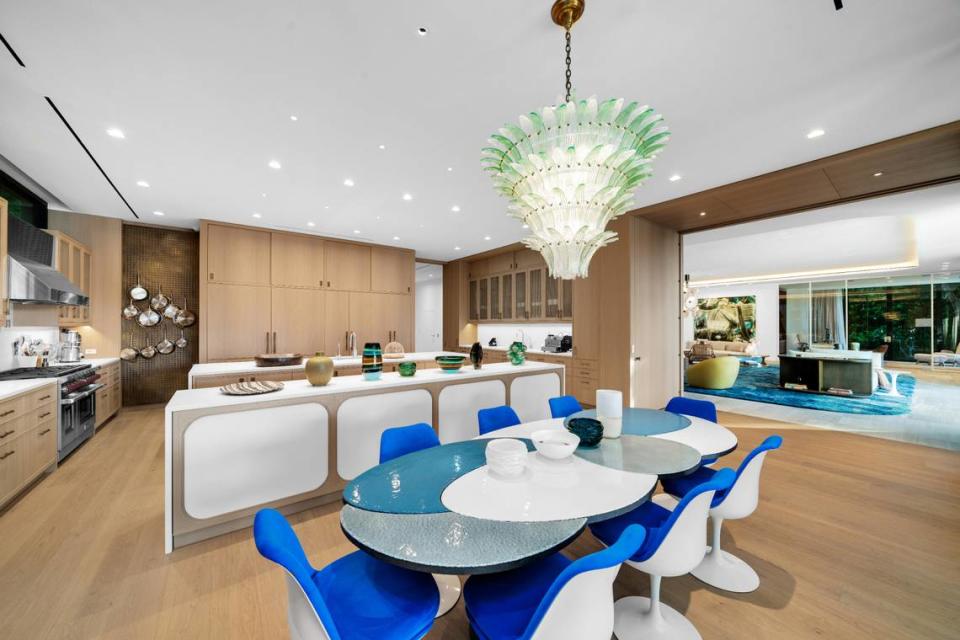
xmin=470 ymin=342 xmax=483 ymax=369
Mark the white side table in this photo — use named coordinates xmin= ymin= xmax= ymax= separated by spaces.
xmin=884 ymin=370 xmax=902 ymax=397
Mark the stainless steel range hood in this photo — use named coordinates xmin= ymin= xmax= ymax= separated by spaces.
xmin=6 ymin=216 xmax=89 ymax=306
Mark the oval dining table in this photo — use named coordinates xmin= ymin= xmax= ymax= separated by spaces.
xmin=340 ymin=407 xmax=738 ymax=616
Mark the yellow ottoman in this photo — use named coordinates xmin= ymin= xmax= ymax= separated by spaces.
xmin=687 ymin=356 xmax=740 ymax=390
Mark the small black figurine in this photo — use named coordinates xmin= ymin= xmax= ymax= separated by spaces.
xmin=470 ymin=342 xmax=484 ymax=369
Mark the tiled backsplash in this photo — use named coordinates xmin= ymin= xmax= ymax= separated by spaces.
xmin=476 ymin=323 xmax=573 ymax=351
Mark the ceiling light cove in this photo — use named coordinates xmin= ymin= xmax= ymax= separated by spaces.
xmin=402 ymin=193 xmax=413 ymax=201
xmin=806 ymin=128 xmax=826 ymax=139
xmin=136 ymin=180 xmax=150 ymax=188
xmin=106 ymin=128 xmax=125 ymax=139
xmin=268 ymin=160 xmax=282 ymax=169
xmin=343 ymin=178 xmax=355 ymax=187
xmin=669 ymin=174 xmax=682 ymax=182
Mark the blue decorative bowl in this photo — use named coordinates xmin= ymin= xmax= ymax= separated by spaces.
xmin=565 ymin=417 xmax=604 ymax=448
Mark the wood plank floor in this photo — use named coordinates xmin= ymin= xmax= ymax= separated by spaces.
xmin=0 ymin=406 xmax=957 ymax=639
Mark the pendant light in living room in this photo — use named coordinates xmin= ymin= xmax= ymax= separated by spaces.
xmin=481 ymin=0 xmax=670 ymax=279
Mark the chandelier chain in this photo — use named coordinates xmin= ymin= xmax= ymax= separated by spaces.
xmin=564 ymin=28 xmax=572 ymax=103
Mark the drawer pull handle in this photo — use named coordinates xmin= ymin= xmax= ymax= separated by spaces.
xmin=0 ymin=409 xmax=14 ymax=417
xmin=0 ymin=430 xmax=14 ymax=439
xmin=0 ymin=450 xmax=14 ymax=461
xmin=39 ymin=429 xmax=51 ymax=436
xmin=39 ymin=412 xmax=52 ymax=419
xmin=39 ymin=395 xmax=51 ymax=401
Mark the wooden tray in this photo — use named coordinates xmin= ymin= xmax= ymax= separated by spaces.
xmin=220 ymin=380 xmax=284 ymax=396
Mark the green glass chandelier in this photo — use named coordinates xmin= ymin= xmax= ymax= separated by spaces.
xmin=481 ymin=0 xmax=670 ymax=279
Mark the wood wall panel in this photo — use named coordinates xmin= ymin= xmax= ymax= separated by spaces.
xmin=47 ymin=211 xmax=122 ymax=357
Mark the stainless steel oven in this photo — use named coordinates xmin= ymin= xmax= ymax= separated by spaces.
xmin=60 ymin=381 xmax=102 ymax=460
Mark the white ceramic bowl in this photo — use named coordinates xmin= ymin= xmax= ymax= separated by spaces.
xmin=485 ymin=438 xmax=528 ymax=478
xmin=530 ymin=429 xmax=580 ymax=460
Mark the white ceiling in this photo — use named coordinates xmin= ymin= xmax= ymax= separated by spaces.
xmin=684 ymin=181 xmax=960 ymax=282
xmin=1 ymin=0 xmax=959 ymax=260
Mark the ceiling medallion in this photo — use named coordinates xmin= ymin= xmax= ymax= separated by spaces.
xmin=482 ymin=0 xmax=669 ymax=279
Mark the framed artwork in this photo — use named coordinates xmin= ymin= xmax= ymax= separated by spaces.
xmin=694 ymin=296 xmax=756 ymax=342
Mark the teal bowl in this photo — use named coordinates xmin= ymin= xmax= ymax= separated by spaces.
xmin=435 ymin=355 xmax=466 ymax=373
xmin=566 ymin=417 xmax=604 ymax=448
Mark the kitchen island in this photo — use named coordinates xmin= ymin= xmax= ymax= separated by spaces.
xmin=165 ymin=361 xmax=564 ymax=552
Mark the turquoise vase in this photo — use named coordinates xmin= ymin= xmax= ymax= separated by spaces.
xmin=362 ymin=342 xmax=383 ymax=381
xmin=508 ymin=341 xmax=526 ymax=365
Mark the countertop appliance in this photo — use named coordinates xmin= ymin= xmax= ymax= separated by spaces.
xmin=0 ymin=364 xmax=102 ymax=461
xmin=559 ymin=334 xmax=573 ymax=353
xmin=58 ymin=330 xmax=83 ymax=363
xmin=542 ymin=334 xmax=562 ymax=353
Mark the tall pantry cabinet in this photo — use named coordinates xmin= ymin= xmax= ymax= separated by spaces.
xmin=200 ymin=222 xmax=414 ymax=362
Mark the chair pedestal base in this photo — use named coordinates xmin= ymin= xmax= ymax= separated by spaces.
xmin=433 ymin=574 xmax=462 ymax=617
xmin=613 ymin=596 xmax=702 ymax=640
xmin=691 ymin=546 xmax=760 ymax=593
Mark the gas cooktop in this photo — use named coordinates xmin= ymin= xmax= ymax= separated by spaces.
xmin=0 ymin=364 xmax=92 ymax=381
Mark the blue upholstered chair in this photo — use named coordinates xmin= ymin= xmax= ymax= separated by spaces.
xmin=378 ymin=423 xmax=460 ymax=616
xmin=590 ymin=469 xmax=736 ymax=640
xmin=379 ymin=423 xmax=440 ymax=464
xmin=253 ymin=508 xmax=438 ymax=640
xmin=548 ymin=395 xmax=583 ymax=419
xmin=661 ymin=435 xmax=782 ymax=593
xmin=477 ymin=405 xmax=521 ymax=435
xmin=665 ymin=396 xmax=720 ymax=466
xmin=463 ymin=524 xmax=646 ymax=640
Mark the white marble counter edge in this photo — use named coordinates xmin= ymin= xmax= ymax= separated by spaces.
xmin=0 ymin=378 xmax=58 ymax=402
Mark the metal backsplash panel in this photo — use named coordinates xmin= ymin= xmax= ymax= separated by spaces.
xmin=122 ymin=224 xmax=199 ymax=405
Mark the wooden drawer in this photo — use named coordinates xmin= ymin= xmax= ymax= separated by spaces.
xmin=0 ymin=437 xmax=23 ymax=506
xmin=24 ymin=422 xmax=56 ymax=478
xmin=0 ymin=415 xmax=31 ymax=449
xmin=25 ymin=386 xmax=57 ymax=411
xmin=0 ymin=396 xmax=23 ymax=426
xmin=571 ymin=358 xmax=598 ymax=374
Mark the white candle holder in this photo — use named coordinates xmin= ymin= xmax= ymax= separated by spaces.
xmin=596 ymin=389 xmax=624 ymax=438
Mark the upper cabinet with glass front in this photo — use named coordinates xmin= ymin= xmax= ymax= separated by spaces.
xmin=467 ymin=249 xmax=573 ymax=323
xmin=46 ymin=230 xmax=92 ymax=327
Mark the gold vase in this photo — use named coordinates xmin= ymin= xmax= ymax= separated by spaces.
xmin=305 ymin=352 xmax=334 ymax=386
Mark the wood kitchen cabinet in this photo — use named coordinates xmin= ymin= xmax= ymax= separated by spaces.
xmin=347 ymin=292 xmax=412 ymax=349
xmin=271 ymin=233 xmax=324 ymax=288
xmin=47 ymin=230 xmax=92 ymax=327
xmin=0 ymin=386 xmax=58 ymax=509
xmin=323 ymin=290 xmax=352 ymax=356
xmin=95 ymin=361 xmax=122 ymax=428
xmin=371 ymin=246 xmax=413 ymax=294
xmin=324 ymin=241 xmax=371 ymax=291
xmin=545 ymin=277 xmax=574 ymax=320
xmin=205 ymin=283 xmax=273 ymax=360
xmin=207 ymin=224 xmax=271 ymax=285
xmin=271 ymin=288 xmax=325 ymax=355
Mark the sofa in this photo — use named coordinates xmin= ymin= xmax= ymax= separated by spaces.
xmin=686 ymin=356 xmax=741 ymax=390
xmin=915 ymin=345 xmax=960 ymax=366
xmin=686 ymin=339 xmax=758 ymax=358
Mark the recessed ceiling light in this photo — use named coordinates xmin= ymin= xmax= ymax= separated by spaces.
xmin=451 ymin=205 xmax=461 ymax=212
xmin=307 ymin=221 xmax=315 ymax=227
xmin=353 ymin=229 xmax=361 ymax=234
xmin=252 ymin=213 xmax=262 ymax=219
xmin=873 ymin=171 xmax=884 ymax=177
xmin=669 ymin=174 xmax=682 ymax=182
xmin=428 ymin=274 xmax=433 ymax=278
xmin=806 ymin=128 xmax=825 ymax=139
xmin=379 ymin=144 xmax=386 ymax=150
xmin=106 ymin=128 xmax=125 ymax=139
xmin=484 ymin=236 xmax=492 ymax=241
xmin=268 ymin=160 xmax=282 ymax=169
xmin=136 ymin=180 xmax=150 ymax=188
xmin=152 ymin=211 xmax=164 ymax=216
xmin=261 ymin=192 xmax=267 ymax=197
xmin=393 ymin=236 xmax=401 ymax=241
xmin=402 ymin=193 xmax=413 ymax=201
xmin=418 ymin=27 xmax=428 ymax=36
xmin=522 ymin=224 xmax=529 ymax=229
xmin=343 ymin=178 xmax=355 ymax=187
xmin=454 ymin=246 xmax=461 ymax=251
xmin=447 ymin=167 xmax=453 ymax=172
xmin=375 ymin=215 xmax=381 ymax=220
xmin=290 ymin=115 xmax=298 ymax=121
xmin=699 ymin=211 xmax=707 ymax=217
xmin=324 ymin=205 xmax=330 ymax=209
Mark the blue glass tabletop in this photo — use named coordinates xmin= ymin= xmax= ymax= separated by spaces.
xmin=566 ymin=407 xmax=691 ymax=435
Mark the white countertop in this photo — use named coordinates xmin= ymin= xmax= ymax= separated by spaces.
xmin=0 ymin=378 xmax=58 ymax=402
xmin=169 ymin=360 xmax=564 ymax=413
xmin=460 ymin=344 xmax=573 ymax=358
xmin=188 ymin=351 xmax=464 ymax=380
